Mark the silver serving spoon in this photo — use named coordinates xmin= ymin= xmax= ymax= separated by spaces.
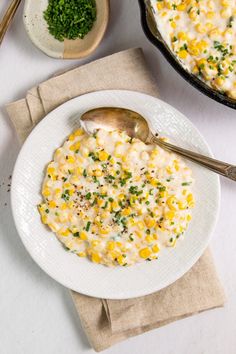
xmin=81 ymin=107 xmax=236 ymax=181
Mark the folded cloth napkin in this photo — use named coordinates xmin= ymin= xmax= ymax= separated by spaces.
xmin=6 ymin=48 xmax=225 ymax=352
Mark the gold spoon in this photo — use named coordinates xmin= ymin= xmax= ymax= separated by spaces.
xmin=81 ymin=107 xmax=236 ymax=181
xmin=0 ymin=0 xmax=22 ymax=45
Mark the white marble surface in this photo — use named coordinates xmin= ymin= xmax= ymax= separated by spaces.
xmin=0 ymin=1 xmax=236 ymax=353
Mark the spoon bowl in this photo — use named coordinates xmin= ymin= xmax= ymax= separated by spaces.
xmin=81 ymin=107 xmax=150 ymax=141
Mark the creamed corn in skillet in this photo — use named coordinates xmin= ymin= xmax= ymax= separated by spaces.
xmin=151 ymin=0 xmax=236 ymax=99
xmin=38 ymin=128 xmax=195 ymax=267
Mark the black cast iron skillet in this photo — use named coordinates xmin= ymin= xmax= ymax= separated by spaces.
xmin=138 ymin=0 xmax=236 ymax=110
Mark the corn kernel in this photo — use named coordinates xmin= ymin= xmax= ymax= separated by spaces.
xmin=187 ymin=193 xmax=194 ymax=202
xmin=165 ymin=210 xmax=175 ymax=220
xmin=68 ymin=134 xmax=75 ymax=141
xmin=174 ymin=225 xmax=184 ymax=234
xmin=159 ymin=190 xmax=168 ymax=198
xmin=68 ymin=201 xmax=74 ymax=209
xmin=153 ymin=233 xmax=158 ymax=240
xmin=107 ymin=241 xmax=115 ymax=251
xmin=206 ymin=22 xmax=214 ymax=30
xmin=144 ymin=216 xmax=156 ymax=228
xmin=145 ymin=235 xmax=154 ymax=243
xmin=91 ymin=252 xmax=101 ymax=263
xmin=137 ymin=221 xmax=145 ymax=230
xmin=111 ymin=201 xmax=119 ymax=211
xmin=157 ymin=2 xmax=164 ymax=10
xmin=60 ymin=203 xmax=67 ymax=210
xmin=54 ymin=188 xmax=61 ymax=196
xmin=178 ymin=200 xmax=188 ymax=210
xmin=94 ymin=169 xmax=102 ymax=177
xmin=209 ymin=28 xmax=221 ymax=39
xmin=167 ymin=196 xmax=177 ymax=210
xmin=117 ymin=255 xmax=125 ymax=265
xmin=135 ymin=230 xmax=142 ymax=238
xmin=186 ymin=214 xmax=192 ymax=222
xmin=189 ymin=10 xmax=197 ymax=20
xmin=192 ymin=65 xmax=199 ymax=74
xmin=177 ymin=31 xmax=187 ymax=41
xmin=167 ymin=166 xmax=174 ymax=175
xmin=67 ymin=156 xmax=75 ymax=164
xmin=221 ymin=8 xmax=231 ymax=18
xmin=206 ymin=11 xmax=214 ymax=19
xmin=100 ymin=226 xmax=110 ymax=235
xmin=98 ymin=150 xmax=109 ymax=161
xmin=221 ymin=0 xmax=229 ymax=7
xmin=78 ymin=252 xmax=86 ymax=257
xmin=91 ymin=240 xmax=100 ymax=247
xmin=60 ymin=229 xmax=70 ymax=237
xmin=47 ymin=166 xmax=55 ymax=175
xmin=48 ymin=200 xmax=56 ymax=208
xmin=114 ymin=152 xmax=122 ymax=158
xmin=42 ymin=188 xmax=51 ymax=197
xmin=122 ymin=207 xmax=132 ymax=216
xmin=150 ymin=178 xmax=158 ymax=187
xmin=68 ymin=189 xmax=74 ymax=196
xmin=152 ymin=244 xmax=160 ymax=253
xmin=223 ymin=28 xmax=233 ymax=38
xmin=207 ymin=0 xmax=214 ymax=9
xmin=139 ymin=248 xmax=151 ymax=259
xmin=188 ymin=45 xmax=200 ymax=56
xmin=97 ymin=199 xmax=104 ymax=207
xmin=173 ymin=160 xmax=179 ymax=171
xmin=177 ymin=4 xmax=186 ymax=11
xmin=41 ymin=215 xmax=48 ymax=224
xmin=80 ymin=231 xmax=88 ymax=240
xmin=195 ymin=24 xmax=206 ymax=34
xmin=74 ymin=128 xmax=84 ymax=136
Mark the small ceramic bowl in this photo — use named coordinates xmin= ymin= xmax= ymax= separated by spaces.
xmin=23 ymin=0 xmax=109 ymax=59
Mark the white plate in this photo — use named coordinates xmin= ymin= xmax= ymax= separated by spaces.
xmin=11 ymin=90 xmax=220 ymax=299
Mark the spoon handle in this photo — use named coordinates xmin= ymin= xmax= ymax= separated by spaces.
xmin=0 ymin=0 xmax=22 ymax=45
xmin=151 ymin=136 xmax=236 ymax=181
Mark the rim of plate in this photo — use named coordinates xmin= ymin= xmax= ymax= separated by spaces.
xmin=11 ymin=90 xmax=220 ymax=299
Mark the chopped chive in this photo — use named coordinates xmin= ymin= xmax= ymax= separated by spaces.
xmin=73 ymin=232 xmax=80 ymax=237
xmin=181 ymin=182 xmax=192 ymax=186
xmin=102 ymin=201 xmax=108 ymax=209
xmin=85 ymin=192 xmax=91 ymax=200
xmin=85 ymin=221 xmax=91 ymax=231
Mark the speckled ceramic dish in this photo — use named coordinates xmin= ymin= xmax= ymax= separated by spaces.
xmin=23 ymin=0 xmax=109 ymax=59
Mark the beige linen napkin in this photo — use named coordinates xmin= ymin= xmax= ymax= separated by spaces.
xmin=6 ymin=48 xmax=225 ymax=352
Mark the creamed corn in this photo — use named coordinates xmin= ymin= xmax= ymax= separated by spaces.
xmin=38 ymin=127 xmax=195 ymax=267
xmin=151 ymin=0 xmax=236 ymax=99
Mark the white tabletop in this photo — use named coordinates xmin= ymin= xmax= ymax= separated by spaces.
xmin=0 ymin=1 xmax=236 ymax=353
